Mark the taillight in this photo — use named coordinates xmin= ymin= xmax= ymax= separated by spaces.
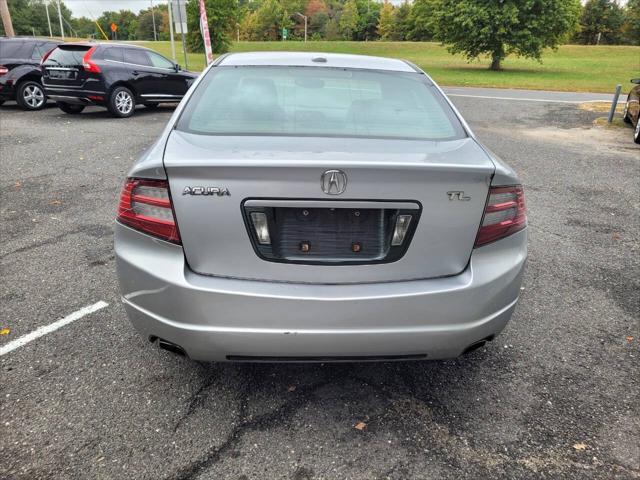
xmin=117 ymin=178 xmax=181 ymax=244
xmin=82 ymin=46 xmax=101 ymax=73
xmin=474 ymin=185 xmax=526 ymax=247
xmin=40 ymin=48 xmax=55 ymax=65
xmin=0 ymin=66 xmax=8 ymax=75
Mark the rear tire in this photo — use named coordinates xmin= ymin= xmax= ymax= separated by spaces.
xmin=57 ymin=102 xmax=85 ymax=114
xmin=16 ymin=80 xmax=47 ymax=111
xmin=622 ymin=99 xmax=632 ymax=124
xmin=107 ymin=86 xmax=135 ymax=118
xmin=634 ymin=121 xmax=640 ymax=145
xmin=144 ymin=102 xmax=159 ymax=109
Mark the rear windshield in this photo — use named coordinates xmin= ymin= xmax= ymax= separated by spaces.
xmin=177 ymin=66 xmax=465 ymax=141
xmin=43 ymin=46 xmax=91 ymax=67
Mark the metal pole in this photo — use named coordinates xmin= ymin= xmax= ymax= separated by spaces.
xmin=608 ymin=84 xmax=622 ymax=123
xmin=150 ymin=0 xmax=157 ymax=41
xmin=295 ymin=13 xmax=307 ymax=42
xmin=45 ymin=1 xmax=53 ymax=37
xmin=168 ymin=0 xmax=176 ymax=61
xmin=0 ymin=0 xmax=15 ymax=37
xmin=176 ymin=0 xmax=188 ymax=70
xmin=57 ymin=0 xmax=64 ymax=39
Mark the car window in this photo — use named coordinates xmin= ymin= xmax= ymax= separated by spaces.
xmin=124 ymin=49 xmax=151 ymax=67
xmin=147 ymin=51 xmax=174 ymax=69
xmin=104 ymin=47 xmax=124 ymax=62
xmin=0 ymin=40 xmax=33 ymax=59
xmin=31 ymin=44 xmax=46 ymax=60
xmin=43 ymin=46 xmax=91 ymax=66
xmin=177 ymin=66 xmax=466 ymax=141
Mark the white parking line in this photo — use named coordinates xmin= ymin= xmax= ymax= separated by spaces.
xmin=0 ymin=301 xmax=109 ymax=357
xmin=446 ymin=93 xmax=624 ymax=104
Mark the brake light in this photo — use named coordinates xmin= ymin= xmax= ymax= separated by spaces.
xmin=0 ymin=66 xmax=8 ymax=75
xmin=474 ymin=185 xmax=526 ymax=247
xmin=40 ymin=48 xmax=55 ymax=65
xmin=82 ymin=46 xmax=101 ymax=73
xmin=117 ymin=178 xmax=181 ymax=244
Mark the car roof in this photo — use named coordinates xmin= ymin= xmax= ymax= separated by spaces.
xmin=0 ymin=36 xmax=62 ymax=43
xmin=57 ymin=42 xmax=145 ymax=49
xmin=219 ymin=52 xmax=417 ymax=73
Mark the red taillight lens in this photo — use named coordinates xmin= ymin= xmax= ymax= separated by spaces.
xmin=0 ymin=65 xmax=8 ymax=75
xmin=82 ymin=46 xmax=101 ymax=73
xmin=117 ymin=178 xmax=181 ymax=244
xmin=474 ymin=185 xmax=526 ymax=247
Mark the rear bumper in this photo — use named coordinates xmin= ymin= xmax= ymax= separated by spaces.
xmin=115 ymin=223 xmax=527 ymax=361
xmin=43 ymin=85 xmax=106 ymax=106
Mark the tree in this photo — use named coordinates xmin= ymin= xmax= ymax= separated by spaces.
xmin=136 ymin=9 xmax=158 ymax=40
xmin=429 ymin=0 xmax=581 ymax=71
xmin=407 ymin=0 xmax=435 ymax=41
xmin=355 ymin=0 xmax=380 ymax=40
xmin=72 ymin=16 xmax=98 ymax=39
xmin=325 ymin=17 xmax=341 ymax=39
xmin=576 ymin=0 xmax=625 ymax=44
xmin=622 ymin=0 xmax=640 ymax=45
xmin=377 ymin=1 xmax=394 ymax=40
xmin=2 ymin=0 xmax=73 ymax=37
xmin=339 ymin=0 xmax=359 ymax=40
xmin=185 ymin=0 xmax=238 ymax=53
xmin=309 ymin=11 xmax=329 ymax=37
xmin=305 ymin=0 xmax=328 ymax=18
xmin=392 ymin=1 xmax=412 ymax=41
xmin=98 ymin=10 xmax=138 ymax=40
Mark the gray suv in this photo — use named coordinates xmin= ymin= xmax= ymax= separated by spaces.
xmin=115 ymin=52 xmax=527 ymax=362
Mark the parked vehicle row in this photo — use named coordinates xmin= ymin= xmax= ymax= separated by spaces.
xmin=1 ymin=37 xmax=197 ymax=117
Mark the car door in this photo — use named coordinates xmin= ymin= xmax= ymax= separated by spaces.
xmin=145 ymin=51 xmax=187 ymax=99
xmin=123 ymin=48 xmax=165 ymax=101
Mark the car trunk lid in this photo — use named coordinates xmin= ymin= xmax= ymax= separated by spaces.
xmin=164 ymin=132 xmax=494 ymax=284
xmin=42 ymin=44 xmax=97 ymax=89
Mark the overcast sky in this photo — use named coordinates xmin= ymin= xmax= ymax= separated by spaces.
xmin=64 ymin=0 xmax=628 ymax=19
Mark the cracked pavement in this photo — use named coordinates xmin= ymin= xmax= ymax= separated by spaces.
xmin=0 ymin=95 xmax=638 ymax=480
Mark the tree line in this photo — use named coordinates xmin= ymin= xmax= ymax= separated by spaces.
xmin=1 ymin=0 xmax=638 ymax=68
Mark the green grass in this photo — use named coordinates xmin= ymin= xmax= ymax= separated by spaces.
xmin=136 ymin=40 xmax=639 ymax=94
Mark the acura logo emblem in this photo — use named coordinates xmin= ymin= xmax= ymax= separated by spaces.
xmin=321 ymin=169 xmax=347 ymax=195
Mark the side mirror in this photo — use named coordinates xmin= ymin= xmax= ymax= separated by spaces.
xmin=631 ymin=78 xmax=640 ymax=84
xmin=175 ymin=63 xmax=182 ymax=72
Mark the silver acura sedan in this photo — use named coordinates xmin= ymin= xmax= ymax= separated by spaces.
xmin=115 ymin=52 xmax=527 ymax=362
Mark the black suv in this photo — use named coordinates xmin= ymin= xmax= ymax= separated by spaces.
xmin=42 ymin=43 xmax=198 ymax=118
xmin=0 ymin=37 xmax=62 ymax=110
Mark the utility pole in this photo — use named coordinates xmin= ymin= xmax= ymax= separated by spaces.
xmin=0 ymin=0 xmax=15 ymax=37
xmin=167 ymin=0 xmax=176 ymax=61
xmin=56 ymin=0 xmax=65 ymax=39
xmin=45 ymin=1 xmax=53 ymax=37
xmin=150 ymin=0 xmax=157 ymax=41
xmin=175 ymin=0 xmax=188 ymax=70
xmin=295 ymin=12 xmax=307 ymax=42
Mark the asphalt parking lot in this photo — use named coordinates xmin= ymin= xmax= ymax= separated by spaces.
xmin=1 ymin=94 xmax=638 ymax=480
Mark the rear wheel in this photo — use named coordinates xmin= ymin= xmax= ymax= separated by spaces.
xmin=634 ymin=121 xmax=640 ymax=144
xmin=57 ymin=102 xmax=85 ymax=114
xmin=108 ymin=86 xmax=135 ymax=118
xmin=16 ymin=81 xmax=46 ymax=111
